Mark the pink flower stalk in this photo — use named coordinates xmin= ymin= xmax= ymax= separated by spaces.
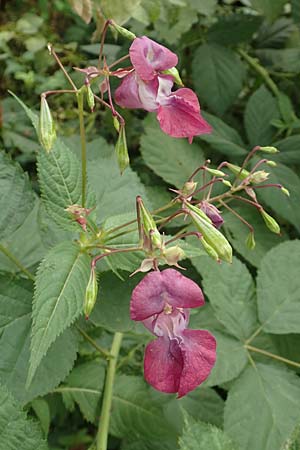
xmin=200 ymin=201 xmax=224 ymax=229
xmin=130 ymin=269 xmax=216 ymax=397
xmin=115 ymin=36 xmax=212 ymax=143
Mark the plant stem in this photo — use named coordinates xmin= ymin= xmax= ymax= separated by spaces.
xmin=48 ymin=44 xmax=77 ymax=90
xmin=96 ymin=332 xmax=123 ymax=450
xmin=0 ymin=244 xmax=35 ymax=281
xmin=77 ymin=89 xmax=87 ymax=208
xmin=238 ymin=49 xmax=280 ymax=97
xmin=75 ymin=325 xmax=111 ymax=359
xmin=245 ymin=344 xmax=300 ymax=369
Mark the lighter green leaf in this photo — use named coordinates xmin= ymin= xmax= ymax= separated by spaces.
xmin=192 ymin=44 xmax=245 ymax=115
xmin=0 ymin=276 xmax=79 ymax=404
xmin=101 ymin=0 xmax=141 ymax=25
xmin=179 ymin=420 xmax=238 ymax=450
xmin=140 ymin=115 xmax=205 ymax=188
xmin=0 ymin=150 xmax=35 ymax=241
xmin=28 ymin=242 xmax=90 ymax=384
xmin=200 ymin=112 xmax=247 ymax=157
xmin=30 ymin=398 xmax=51 ymax=436
xmin=257 ymin=240 xmax=300 ymax=333
xmin=0 ymin=384 xmax=48 ymax=450
xmin=192 ymin=256 xmax=258 ymax=340
xmin=244 ymin=85 xmax=279 ymax=147
xmin=250 ymin=0 xmax=286 ymax=22
xmin=225 ymin=363 xmax=300 ymax=450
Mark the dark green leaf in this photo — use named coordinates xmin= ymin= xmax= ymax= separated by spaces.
xmin=273 ymin=135 xmax=300 ymax=164
xmin=256 ymin=48 xmax=300 ymax=73
xmin=208 ymin=14 xmax=262 ymax=45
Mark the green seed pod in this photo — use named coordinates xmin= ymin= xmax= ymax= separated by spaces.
xmin=260 ymin=209 xmax=281 ymax=234
xmin=205 ymin=167 xmax=226 ymax=177
xmin=162 ymin=67 xmax=184 ymax=86
xmin=226 ymin=163 xmax=250 ymax=180
xmin=39 ymin=95 xmax=56 ymax=152
xmin=259 ymin=146 xmax=279 ymax=154
xmin=222 ymin=180 xmax=232 ymax=188
xmin=245 ymin=232 xmax=256 ymax=250
xmin=86 ymin=84 xmax=95 ymax=111
xmin=266 ymin=160 xmax=277 ymax=167
xmin=115 ymin=126 xmax=129 ymax=174
xmin=186 ymin=202 xmax=212 ymax=224
xmin=83 ymin=267 xmax=98 ymax=319
xmin=281 ymin=187 xmax=290 ymax=197
xmin=200 ymin=237 xmax=220 ymax=261
xmin=113 ymin=116 xmax=120 ymax=132
xmin=137 ymin=196 xmax=163 ymax=249
xmin=111 ymin=22 xmax=136 ymax=41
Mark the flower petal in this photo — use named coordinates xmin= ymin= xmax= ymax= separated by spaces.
xmin=178 ymin=329 xmax=216 ymax=398
xmin=114 ymin=72 xmax=144 ymax=109
xmin=144 ymin=337 xmax=183 ymax=393
xmin=130 ymin=36 xmax=178 ymax=81
xmin=157 ymin=87 xmax=212 ymax=141
xmin=130 ymin=269 xmax=204 ymax=321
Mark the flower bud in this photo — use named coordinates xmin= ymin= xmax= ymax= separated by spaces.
xmin=246 ymin=232 xmax=256 ymax=250
xmin=259 ymin=146 xmax=279 ymax=154
xmin=249 ymin=170 xmax=269 ymax=184
xmin=39 ymin=95 xmax=56 ymax=152
xmin=163 ymin=246 xmax=185 ymax=266
xmin=86 ymin=84 xmax=95 ymax=111
xmin=162 ymin=67 xmax=184 ymax=86
xmin=111 ymin=22 xmax=136 ymax=40
xmin=186 ymin=204 xmax=232 ymax=263
xmin=186 ymin=203 xmax=212 ymax=224
xmin=83 ymin=267 xmax=98 ymax=319
xmin=281 ymin=187 xmax=290 ymax=197
xmin=182 ymin=181 xmax=197 ymax=196
xmin=137 ymin=196 xmax=163 ymax=250
xmin=205 ymin=167 xmax=226 ymax=177
xmin=260 ymin=209 xmax=280 ymax=234
xmin=222 ymin=180 xmax=232 ymax=188
xmin=113 ymin=116 xmax=120 ymax=132
xmin=226 ymin=163 xmax=249 ymax=180
xmin=115 ymin=126 xmax=129 ymax=174
xmin=199 ymin=201 xmax=224 ymax=229
xmin=266 ymin=160 xmax=277 ymax=167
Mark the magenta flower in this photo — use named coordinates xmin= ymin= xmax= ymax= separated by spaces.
xmin=200 ymin=201 xmax=224 ymax=229
xmin=130 ymin=269 xmax=216 ymax=397
xmin=115 ymin=37 xmax=212 ymax=143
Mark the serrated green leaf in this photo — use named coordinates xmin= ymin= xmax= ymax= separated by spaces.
xmin=192 ymin=44 xmax=245 ymax=115
xmin=244 ymin=85 xmax=279 ymax=147
xmin=58 ymin=360 xmax=105 ymax=423
xmin=224 ymin=363 xmax=300 ymax=450
xmin=200 ymin=112 xmax=247 ymax=157
xmin=110 ymin=375 xmax=176 ymax=441
xmin=0 ymin=150 xmax=35 ymax=241
xmin=179 ymin=420 xmax=238 ymax=450
xmin=257 ymin=240 xmax=300 ymax=333
xmin=140 ymin=115 xmax=205 ymax=188
xmin=28 ymin=242 xmax=91 ymax=384
xmin=254 ymin=162 xmax=300 ymax=232
xmin=192 ymin=256 xmax=258 ymax=340
xmin=250 ymin=0 xmax=286 ymax=22
xmin=208 ymin=13 xmax=262 ymax=45
xmin=0 ymin=276 xmax=79 ymax=404
xmin=223 ymin=206 xmax=285 ymax=268
xmin=0 ymin=384 xmax=48 ymax=450
xmin=273 ymin=136 xmax=300 ymax=164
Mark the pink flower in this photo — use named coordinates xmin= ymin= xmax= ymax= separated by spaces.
xmin=200 ymin=201 xmax=224 ymax=229
xmin=114 ymin=37 xmax=212 ymax=143
xmin=130 ymin=269 xmax=216 ymax=397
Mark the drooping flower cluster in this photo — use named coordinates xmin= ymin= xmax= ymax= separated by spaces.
xmin=115 ymin=36 xmax=212 ymax=143
xmin=130 ymin=269 xmax=216 ymax=397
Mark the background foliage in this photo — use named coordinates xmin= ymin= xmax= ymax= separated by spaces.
xmin=1 ymin=1 xmax=300 ymax=449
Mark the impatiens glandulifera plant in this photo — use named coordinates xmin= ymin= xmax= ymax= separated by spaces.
xmin=4 ymin=19 xmax=294 ymax=450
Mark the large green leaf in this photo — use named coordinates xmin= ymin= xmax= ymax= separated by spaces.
xmin=200 ymin=112 xmax=247 ymax=157
xmin=58 ymin=360 xmax=105 ymax=423
xmin=223 ymin=206 xmax=285 ymax=268
xmin=273 ymin=135 xmax=300 ymax=164
xmin=192 ymin=256 xmax=258 ymax=340
xmin=101 ymin=0 xmax=141 ymax=25
xmin=224 ymin=363 xmax=300 ymax=450
xmin=208 ymin=13 xmax=262 ymax=45
xmin=0 ymin=276 xmax=79 ymax=405
xmin=254 ymin=162 xmax=300 ymax=232
xmin=244 ymin=85 xmax=279 ymax=147
xmin=250 ymin=0 xmax=287 ymax=22
xmin=257 ymin=240 xmax=300 ymax=333
xmin=0 ymin=150 xmax=35 ymax=242
xmin=110 ymin=375 xmax=176 ymax=441
xmin=28 ymin=242 xmax=91 ymax=384
xmin=179 ymin=420 xmax=238 ymax=450
xmin=0 ymin=384 xmax=47 ymax=450
xmin=140 ymin=115 xmax=205 ymax=188
xmin=192 ymin=44 xmax=245 ymax=115
xmin=256 ymin=48 xmax=300 ymax=73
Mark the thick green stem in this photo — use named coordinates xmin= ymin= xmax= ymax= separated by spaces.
xmin=245 ymin=344 xmax=300 ymax=369
xmin=97 ymin=332 xmax=123 ymax=450
xmin=238 ymin=49 xmax=280 ymax=97
xmin=0 ymin=244 xmax=35 ymax=281
xmin=77 ymin=90 xmax=87 ymax=208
